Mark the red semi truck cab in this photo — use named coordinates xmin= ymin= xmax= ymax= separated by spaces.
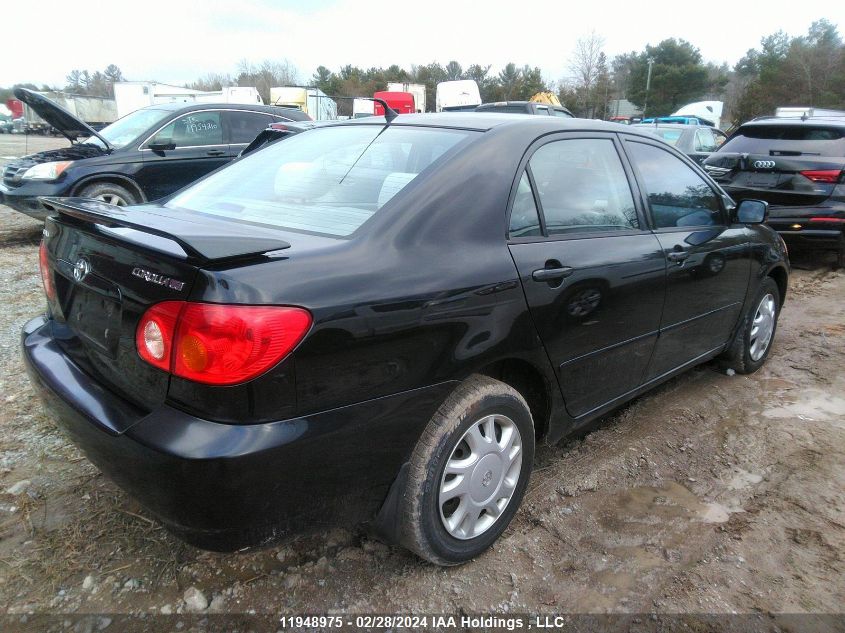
xmin=6 ymin=99 xmax=24 ymax=119
xmin=373 ymin=91 xmax=416 ymax=115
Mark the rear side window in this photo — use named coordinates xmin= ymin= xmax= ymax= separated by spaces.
xmin=528 ymin=138 xmax=639 ymax=234
xmin=168 ymin=126 xmax=476 ymax=237
xmin=627 ymin=141 xmax=722 ymax=229
xmin=509 ymin=173 xmax=542 ymax=238
xmin=695 ymin=128 xmax=717 ymax=152
xmin=228 ymin=111 xmax=274 ymax=144
xmin=720 ymin=125 xmax=845 ymax=157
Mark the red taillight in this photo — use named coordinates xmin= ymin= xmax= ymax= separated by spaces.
xmin=136 ymin=302 xmax=312 ymax=385
xmin=800 ymin=169 xmax=843 ymax=184
xmin=39 ymin=241 xmax=56 ymax=302
xmin=809 ymin=217 xmax=845 ymax=223
xmin=136 ymin=301 xmax=182 ymax=372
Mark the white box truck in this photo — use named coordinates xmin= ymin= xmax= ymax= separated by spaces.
xmin=270 ymin=87 xmax=337 ymax=121
xmin=114 ymin=83 xmax=265 ymax=118
xmin=386 ymin=82 xmax=426 ymax=113
xmin=114 ymin=82 xmax=205 ymax=118
xmin=194 ymin=87 xmax=264 ymax=106
xmin=435 ymin=80 xmax=481 ymax=112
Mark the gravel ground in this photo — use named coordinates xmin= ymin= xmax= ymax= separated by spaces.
xmin=0 ymin=135 xmax=843 ymax=625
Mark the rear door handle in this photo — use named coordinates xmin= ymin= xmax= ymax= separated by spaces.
xmin=206 ymin=149 xmax=226 ymax=156
xmin=667 ymin=251 xmax=690 ymax=263
xmin=532 ymin=266 xmax=575 ymax=282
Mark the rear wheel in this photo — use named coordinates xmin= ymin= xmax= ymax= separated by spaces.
xmin=399 ymin=375 xmax=534 ymax=565
xmin=721 ymin=277 xmax=781 ymax=374
xmin=79 ymin=182 xmax=139 ymax=207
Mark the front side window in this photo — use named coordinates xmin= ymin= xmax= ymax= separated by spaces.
xmin=150 ymin=112 xmax=224 ymax=147
xmin=528 ymin=138 xmax=639 ymax=235
xmin=627 ymin=141 xmax=722 ymax=229
xmin=168 ymin=125 xmax=475 ymax=237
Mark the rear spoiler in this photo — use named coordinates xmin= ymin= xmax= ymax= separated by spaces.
xmin=39 ymin=197 xmax=291 ymax=263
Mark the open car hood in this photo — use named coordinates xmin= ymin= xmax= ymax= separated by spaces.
xmin=13 ymin=87 xmax=111 ymax=148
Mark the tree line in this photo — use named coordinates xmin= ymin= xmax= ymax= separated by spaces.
xmin=1 ymin=19 xmax=842 ymax=127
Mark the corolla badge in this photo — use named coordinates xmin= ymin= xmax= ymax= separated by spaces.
xmin=132 ymin=267 xmax=185 ymax=291
xmin=72 ymin=258 xmax=91 ymax=282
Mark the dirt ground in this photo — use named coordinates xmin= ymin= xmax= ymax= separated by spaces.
xmin=0 ymin=134 xmax=843 ymax=624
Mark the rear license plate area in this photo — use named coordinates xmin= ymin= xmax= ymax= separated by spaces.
xmin=746 ymin=172 xmax=778 ymax=187
xmin=66 ymin=287 xmax=122 ymax=356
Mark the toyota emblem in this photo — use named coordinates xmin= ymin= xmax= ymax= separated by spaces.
xmin=753 ymin=160 xmax=776 ymax=169
xmin=72 ymin=258 xmax=91 ymax=282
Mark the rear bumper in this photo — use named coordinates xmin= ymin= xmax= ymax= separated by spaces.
xmin=765 ymin=204 xmax=845 ymax=251
xmin=22 ymin=315 xmax=453 ymax=549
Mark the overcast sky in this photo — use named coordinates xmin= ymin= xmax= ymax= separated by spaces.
xmin=5 ymin=0 xmax=841 ymax=88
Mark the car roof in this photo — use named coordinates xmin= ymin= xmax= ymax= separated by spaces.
xmin=139 ymin=102 xmax=310 ymax=119
xmin=335 ymin=112 xmax=657 ymax=136
xmin=742 ymin=116 xmax=845 ymax=128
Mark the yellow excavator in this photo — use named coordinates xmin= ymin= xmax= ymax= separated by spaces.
xmin=529 ymin=91 xmax=562 ymax=106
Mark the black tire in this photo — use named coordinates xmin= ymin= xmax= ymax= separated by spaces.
xmin=79 ymin=182 xmax=139 ymax=207
xmin=721 ymin=277 xmax=781 ymax=374
xmin=399 ymin=374 xmax=535 ymax=565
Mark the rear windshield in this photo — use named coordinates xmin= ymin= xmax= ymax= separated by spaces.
xmin=720 ymin=124 xmax=845 ymax=157
xmin=477 ymin=105 xmax=530 ymax=114
xmin=641 ymin=127 xmax=683 ymax=146
xmin=167 ymin=125 xmax=476 ymax=237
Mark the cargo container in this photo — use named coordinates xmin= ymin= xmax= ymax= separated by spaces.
xmin=352 ymin=98 xmax=374 ymax=118
xmin=20 ymin=92 xmax=117 ymax=133
xmin=269 ymin=87 xmax=337 ymax=121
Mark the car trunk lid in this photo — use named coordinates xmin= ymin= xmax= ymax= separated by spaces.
xmin=704 ymin=152 xmax=844 ymax=207
xmin=39 ymin=197 xmax=293 ymax=416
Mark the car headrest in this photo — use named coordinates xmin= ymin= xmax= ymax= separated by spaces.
xmin=274 ymin=162 xmax=322 ymax=200
xmin=378 ymin=172 xmax=416 ymax=207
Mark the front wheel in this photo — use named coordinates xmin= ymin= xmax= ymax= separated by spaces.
xmin=79 ymin=182 xmax=139 ymax=207
xmin=721 ymin=277 xmax=781 ymax=374
xmin=399 ymin=375 xmax=535 ymax=565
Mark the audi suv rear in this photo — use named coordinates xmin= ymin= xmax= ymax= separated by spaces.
xmin=704 ymin=111 xmax=845 ymax=266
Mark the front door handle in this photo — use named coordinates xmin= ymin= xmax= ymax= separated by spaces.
xmin=667 ymin=250 xmax=690 ymax=263
xmin=532 ymin=266 xmax=575 ymax=282
xmin=206 ymin=149 xmax=226 ymax=156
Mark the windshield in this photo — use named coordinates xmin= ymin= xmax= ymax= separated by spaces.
xmin=82 ymin=108 xmax=169 ymax=149
xmin=167 ymin=124 xmax=477 ymax=237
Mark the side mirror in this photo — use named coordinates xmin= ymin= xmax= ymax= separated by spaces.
xmin=736 ymin=199 xmax=768 ymax=224
xmin=148 ymin=139 xmax=176 ymax=152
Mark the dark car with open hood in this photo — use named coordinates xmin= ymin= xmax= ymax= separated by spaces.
xmin=0 ymin=88 xmax=310 ymax=219
xmin=23 ymin=113 xmax=788 ymax=565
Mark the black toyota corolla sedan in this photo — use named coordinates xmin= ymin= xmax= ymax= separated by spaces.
xmin=23 ymin=113 xmax=788 ymax=565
